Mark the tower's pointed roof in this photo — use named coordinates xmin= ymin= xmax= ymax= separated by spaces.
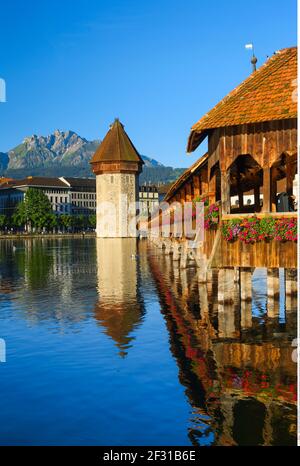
xmin=90 ymin=119 xmax=144 ymax=165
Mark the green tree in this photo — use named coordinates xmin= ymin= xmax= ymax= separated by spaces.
xmin=73 ymin=214 xmax=86 ymax=231
xmin=13 ymin=188 xmax=55 ymax=232
xmin=59 ymin=214 xmax=74 ymax=231
xmin=0 ymin=214 xmax=8 ymax=231
xmin=88 ymin=214 xmax=96 ymax=229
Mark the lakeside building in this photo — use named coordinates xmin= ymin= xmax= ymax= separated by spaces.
xmin=139 ymin=185 xmax=159 ymax=215
xmin=0 ymin=175 xmax=161 ymax=219
xmin=0 ymin=177 xmax=95 ymax=217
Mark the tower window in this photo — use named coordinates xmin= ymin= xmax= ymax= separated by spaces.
xmin=111 ymin=176 xmax=114 ymax=183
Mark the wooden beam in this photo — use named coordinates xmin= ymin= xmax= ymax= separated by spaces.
xmin=185 ymin=183 xmax=192 ymax=202
xmin=221 ymin=169 xmax=231 ymax=215
xmin=271 ymin=167 xmax=277 ymax=212
xmin=254 ymin=186 xmax=260 ymax=211
xmin=193 ymin=175 xmax=200 ymax=197
xmin=238 ymin=189 xmax=244 ymax=209
xmin=286 ymin=158 xmax=294 ymax=197
xmin=180 ymin=187 xmax=185 ymax=203
xmin=262 ymin=167 xmax=271 ymax=212
xmin=208 ymin=172 xmax=216 ymax=204
xmin=201 ymin=168 xmax=209 ymax=195
xmin=222 ymin=212 xmax=296 ymax=220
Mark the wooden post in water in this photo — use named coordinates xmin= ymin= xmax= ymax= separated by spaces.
xmin=180 ymin=241 xmax=188 ymax=269
xmin=240 ymin=268 xmax=253 ymax=328
xmin=197 ymin=253 xmax=208 ymax=283
xmin=172 ymin=241 xmax=181 ymax=261
xmin=198 ymin=283 xmax=209 ymax=318
xmin=234 ymin=267 xmax=240 ymax=283
xmin=164 ymin=239 xmax=172 ymax=255
xmin=218 ymin=268 xmax=235 ymax=304
xmin=267 ymin=268 xmax=280 ymax=318
xmin=285 ymin=268 xmax=297 ymax=313
xmin=241 ymin=301 xmax=252 ymax=328
xmin=240 ymin=268 xmax=252 ymax=301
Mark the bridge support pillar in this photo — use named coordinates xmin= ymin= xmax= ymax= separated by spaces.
xmin=241 ymin=300 xmax=252 ymax=329
xmin=218 ymin=268 xmax=235 ymax=304
xmin=234 ymin=267 xmax=240 ymax=283
xmin=197 ymin=254 xmax=208 ymax=283
xmin=240 ymin=268 xmax=252 ymax=301
xmin=157 ymin=238 xmax=164 ymax=249
xmin=164 ymin=239 xmax=172 ymax=255
xmin=180 ymin=242 xmax=188 ymax=269
xmin=285 ymin=268 xmax=297 ymax=315
xmin=198 ymin=283 xmax=209 ymax=317
xmin=172 ymin=242 xmax=181 ymax=261
xmin=285 ymin=268 xmax=297 ymax=296
xmin=267 ymin=268 xmax=280 ymax=318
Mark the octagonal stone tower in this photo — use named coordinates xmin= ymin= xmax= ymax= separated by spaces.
xmin=90 ymin=119 xmax=144 ymax=237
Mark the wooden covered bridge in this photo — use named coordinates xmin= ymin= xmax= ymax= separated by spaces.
xmin=149 ymin=46 xmax=297 ymax=303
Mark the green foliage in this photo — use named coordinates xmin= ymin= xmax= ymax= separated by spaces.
xmin=139 ymin=166 xmax=186 ymax=184
xmin=59 ymin=214 xmax=74 ymax=230
xmin=0 ymin=214 xmax=8 ymax=229
xmin=88 ymin=214 xmax=96 ymax=229
xmin=12 ymin=188 xmax=54 ymax=231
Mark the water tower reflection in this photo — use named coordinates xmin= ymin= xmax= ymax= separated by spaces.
xmin=94 ymin=238 xmax=145 ymax=357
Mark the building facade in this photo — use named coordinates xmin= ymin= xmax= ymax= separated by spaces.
xmin=139 ymin=185 xmax=159 ymax=216
xmin=0 ymin=177 xmax=96 ymax=217
xmin=0 ymin=175 xmax=160 ymax=221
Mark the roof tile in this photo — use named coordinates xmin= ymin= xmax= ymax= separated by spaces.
xmin=188 ymin=47 xmax=297 ymax=151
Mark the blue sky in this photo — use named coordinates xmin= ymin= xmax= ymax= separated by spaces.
xmin=0 ymin=0 xmax=297 ymax=167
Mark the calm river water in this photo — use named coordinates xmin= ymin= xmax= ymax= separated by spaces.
xmin=0 ymin=238 xmax=297 ymax=446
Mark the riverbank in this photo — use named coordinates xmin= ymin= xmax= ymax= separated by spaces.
xmin=0 ymin=232 xmax=96 ymax=240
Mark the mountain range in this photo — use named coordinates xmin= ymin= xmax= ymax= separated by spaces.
xmin=0 ymin=130 xmax=183 ymax=184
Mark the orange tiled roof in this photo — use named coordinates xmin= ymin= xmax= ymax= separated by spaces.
xmin=187 ymin=46 xmax=297 ymax=152
xmin=90 ymin=119 xmax=144 ymax=165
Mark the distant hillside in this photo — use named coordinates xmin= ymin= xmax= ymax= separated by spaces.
xmin=139 ymin=166 xmax=186 ymax=185
xmin=0 ymin=130 xmax=185 ymax=184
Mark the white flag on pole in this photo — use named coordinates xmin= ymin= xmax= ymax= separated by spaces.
xmin=245 ymin=43 xmax=253 ymax=50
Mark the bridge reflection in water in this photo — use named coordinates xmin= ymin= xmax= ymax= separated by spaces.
xmin=146 ymin=241 xmax=297 ymax=446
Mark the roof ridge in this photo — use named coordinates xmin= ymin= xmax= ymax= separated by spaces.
xmin=192 ymin=47 xmax=296 ymax=131
xmin=115 ymin=121 xmax=122 ymax=160
xmin=90 ymin=119 xmax=144 ymax=165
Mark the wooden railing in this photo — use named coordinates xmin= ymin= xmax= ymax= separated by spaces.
xmin=221 ymin=212 xmax=297 ymax=220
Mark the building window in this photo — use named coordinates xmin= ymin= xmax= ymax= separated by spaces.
xmin=111 ymin=176 xmax=114 ymax=184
